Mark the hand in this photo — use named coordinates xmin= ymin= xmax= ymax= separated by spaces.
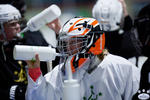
xmin=26 ymin=54 xmax=40 ymax=68
xmin=118 ymin=0 xmax=128 ymax=17
xmin=47 ymin=18 xmax=61 ymax=34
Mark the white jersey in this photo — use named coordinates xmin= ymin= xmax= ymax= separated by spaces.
xmin=128 ymin=56 xmax=148 ymax=70
xmin=26 ymin=54 xmax=140 ymax=100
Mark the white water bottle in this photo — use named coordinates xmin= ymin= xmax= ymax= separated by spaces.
xmin=18 ymin=4 xmax=61 ymax=34
xmin=13 ymin=45 xmax=61 ymax=61
xmin=63 ymin=80 xmax=80 ymax=100
xmin=62 ymin=57 xmax=80 ymax=100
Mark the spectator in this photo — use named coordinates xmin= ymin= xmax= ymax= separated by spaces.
xmin=0 ymin=4 xmax=27 ymax=100
xmin=92 ymin=0 xmax=142 ymax=61
xmin=132 ymin=3 xmax=150 ymax=100
xmin=0 ymin=0 xmax=49 ymax=74
xmin=0 ymin=3 xmax=61 ymax=100
xmin=0 ymin=0 xmax=61 ymax=73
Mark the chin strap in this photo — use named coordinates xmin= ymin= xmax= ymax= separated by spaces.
xmin=87 ymin=56 xmax=102 ymax=74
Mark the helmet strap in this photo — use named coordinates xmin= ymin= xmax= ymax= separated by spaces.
xmin=87 ymin=55 xmax=101 ymax=74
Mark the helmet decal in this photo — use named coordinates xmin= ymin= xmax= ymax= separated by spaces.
xmin=81 ymin=19 xmax=99 ymax=35
xmin=70 ymin=55 xmax=87 ymax=73
xmin=68 ymin=18 xmax=87 ymax=33
xmin=88 ymin=33 xmax=105 ymax=55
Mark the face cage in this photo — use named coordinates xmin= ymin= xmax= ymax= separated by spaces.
xmin=57 ymin=35 xmax=89 ymax=56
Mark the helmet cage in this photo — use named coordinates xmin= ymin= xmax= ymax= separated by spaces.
xmin=57 ymin=33 xmax=88 ymax=56
xmin=57 ymin=31 xmax=104 ymax=56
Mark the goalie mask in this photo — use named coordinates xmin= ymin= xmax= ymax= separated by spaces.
xmin=57 ymin=17 xmax=105 ymax=57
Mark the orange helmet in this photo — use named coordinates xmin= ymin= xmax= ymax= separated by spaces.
xmin=57 ymin=17 xmax=105 ymax=57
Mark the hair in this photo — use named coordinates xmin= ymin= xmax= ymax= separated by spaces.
xmin=97 ymin=49 xmax=109 ymax=60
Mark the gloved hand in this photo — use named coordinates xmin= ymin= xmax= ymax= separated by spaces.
xmin=26 ymin=54 xmax=40 ymax=68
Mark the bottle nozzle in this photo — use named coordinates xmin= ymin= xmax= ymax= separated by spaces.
xmin=17 ymin=27 xmax=29 ymax=38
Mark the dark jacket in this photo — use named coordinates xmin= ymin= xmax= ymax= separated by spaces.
xmin=105 ymin=16 xmax=142 ymax=59
xmin=132 ymin=57 xmax=150 ymax=100
xmin=0 ymin=31 xmax=49 ymax=100
xmin=0 ymin=39 xmax=27 ymax=100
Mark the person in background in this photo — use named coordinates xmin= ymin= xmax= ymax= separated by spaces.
xmin=26 ymin=17 xmax=140 ymax=100
xmin=92 ymin=0 xmax=142 ymax=63
xmin=0 ymin=4 xmax=27 ymax=100
xmin=132 ymin=3 xmax=150 ymax=100
xmin=0 ymin=0 xmax=61 ymax=74
xmin=0 ymin=3 xmax=61 ymax=100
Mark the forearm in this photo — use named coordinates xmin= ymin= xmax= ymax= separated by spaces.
xmin=26 ymin=54 xmax=60 ymax=100
xmin=119 ymin=0 xmax=128 ymax=17
xmin=26 ymin=73 xmax=59 ymax=100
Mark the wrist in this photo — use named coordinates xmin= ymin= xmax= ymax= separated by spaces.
xmin=28 ymin=67 xmax=42 ymax=82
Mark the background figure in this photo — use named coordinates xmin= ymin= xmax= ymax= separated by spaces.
xmin=92 ymin=0 xmax=142 ymax=61
xmin=132 ymin=3 xmax=150 ymax=100
xmin=0 ymin=3 xmax=61 ymax=100
xmin=0 ymin=0 xmax=48 ymax=75
xmin=26 ymin=17 xmax=140 ymax=100
xmin=0 ymin=0 xmax=61 ymax=73
xmin=0 ymin=4 xmax=27 ymax=100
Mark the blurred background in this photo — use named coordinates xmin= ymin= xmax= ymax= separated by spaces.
xmin=23 ymin=0 xmax=150 ymax=46
xmin=25 ymin=0 xmax=150 ymax=25
xmin=1 ymin=0 xmax=150 ymax=45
